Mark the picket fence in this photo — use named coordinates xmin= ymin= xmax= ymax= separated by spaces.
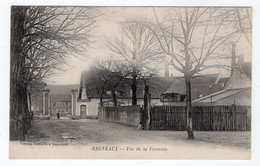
xmin=149 ymin=105 xmax=251 ymax=131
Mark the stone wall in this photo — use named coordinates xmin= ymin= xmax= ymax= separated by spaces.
xmin=98 ymin=105 xmax=141 ymax=127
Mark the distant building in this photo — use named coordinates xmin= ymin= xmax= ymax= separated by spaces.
xmin=161 ymin=73 xmax=229 ymax=105
xmin=193 ymin=58 xmax=251 ymax=106
xmin=41 ymin=84 xmax=79 ymax=118
xmin=193 ymin=44 xmax=251 ymax=106
xmin=50 ymin=94 xmax=71 ymax=117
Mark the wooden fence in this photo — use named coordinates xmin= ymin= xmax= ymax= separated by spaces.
xmin=149 ymin=105 xmax=251 ymax=131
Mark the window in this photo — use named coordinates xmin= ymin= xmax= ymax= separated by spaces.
xmin=60 ymin=102 xmax=63 ymax=106
xmin=53 ymin=102 xmax=56 ymax=107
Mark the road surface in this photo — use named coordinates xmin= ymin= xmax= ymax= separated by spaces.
xmin=13 ymin=119 xmax=251 ymax=159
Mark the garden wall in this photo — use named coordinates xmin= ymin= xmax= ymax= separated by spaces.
xmin=98 ymin=105 xmax=141 ymax=127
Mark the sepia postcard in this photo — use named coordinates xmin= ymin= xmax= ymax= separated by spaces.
xmin=7 ymin=5 xmax=254 ymax=161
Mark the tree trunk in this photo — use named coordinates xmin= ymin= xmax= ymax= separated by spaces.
xmin=112 ymin=90 xmax=117 ymax=106
xmin=183 ymin=28 xmax=194 ymax=139
xmin=185 ymin=75 xmax=194 ymax=139
xmin=132 ymin=69 xmax=137 ymax=105
xmin=99 ymin=96 xmax=103 ymax=107
xmin=10 ymin=7 xmax=29 ymax=141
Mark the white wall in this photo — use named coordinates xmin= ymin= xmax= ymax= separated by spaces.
xmin=76 ymin=98 xmax=100 ymax=116
xmin=76 ymin=98 xmax=163 ymax=117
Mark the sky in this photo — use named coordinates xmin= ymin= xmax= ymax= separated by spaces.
xmin=46 ymin=7 xmax=252 ymax=85
xmin=46 ymin=7 xmax=161 ymax=85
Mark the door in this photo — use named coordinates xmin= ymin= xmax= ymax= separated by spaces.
xmin=80 ymin=105 xmax=87 ymax=119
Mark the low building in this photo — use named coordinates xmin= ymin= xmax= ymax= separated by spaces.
xmin=161 ymin=73 xmax=229 ymax=105
xmin=193 ymin=60 xmax=251 ymax=106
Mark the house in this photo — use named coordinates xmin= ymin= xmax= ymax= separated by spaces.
xmin=50 ymin=94 xmax=71 ymax=117
xmin=161 ymin=73 xmax=229 ymax=105
xmin=75 ymin=71 xmax=175 ymax=118
xmin=193 ymin=58 xmax=251 ymax=106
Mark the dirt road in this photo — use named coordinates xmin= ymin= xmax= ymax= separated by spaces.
xmin=26 ymin=119 xmax=250 ymax=147
xmin=16 ymin=119 xmax=251 ymax=159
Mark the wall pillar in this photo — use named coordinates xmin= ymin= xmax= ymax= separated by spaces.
xmin=71 ymin=89 xmax=78 ymax=117
xmin=42 ymin=89 xmax=50 ymax=116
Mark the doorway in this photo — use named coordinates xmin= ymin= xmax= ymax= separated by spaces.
xmin=80 ymin=105 xmax=87 ymax=119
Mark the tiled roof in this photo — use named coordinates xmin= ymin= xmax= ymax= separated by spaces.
xmin=45 ymin=84 xmax=79 ymax=95
xmin=50 ymin=94 xmax=71 ymax=102
xmin=163 ymin=74 xmax=228 ymax=100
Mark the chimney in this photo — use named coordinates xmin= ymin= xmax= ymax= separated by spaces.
xmin=231 ymin=44 xmax=236 ymax=76
xmin=237 ymin=55 xmax=244 ymax=64
xmin=165 ymin=64 xmax=169 ymax=77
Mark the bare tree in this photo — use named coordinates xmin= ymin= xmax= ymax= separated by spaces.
xmin=23 ymin=7 xmax=100 ymax=83
xmin=236 ymin=8 xmax=252 ymax=46
xmin=10 ymin=6 xmax=100 ymax=140
xmin=26 ymin=79 xmax=46 ymax=113
xmin=97 ymin=58 xmax=129 ymax=106
xmin=83 ymin=67 xmax=108 ymax=107
xmin=150 ymin=7 xmax=250 ymax=139
xmin=106 ymin=19 xmax=163 ymax=105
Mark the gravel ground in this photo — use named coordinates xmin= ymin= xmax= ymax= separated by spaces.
xmin=26 ymin=119 xmax=251 ymax=149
